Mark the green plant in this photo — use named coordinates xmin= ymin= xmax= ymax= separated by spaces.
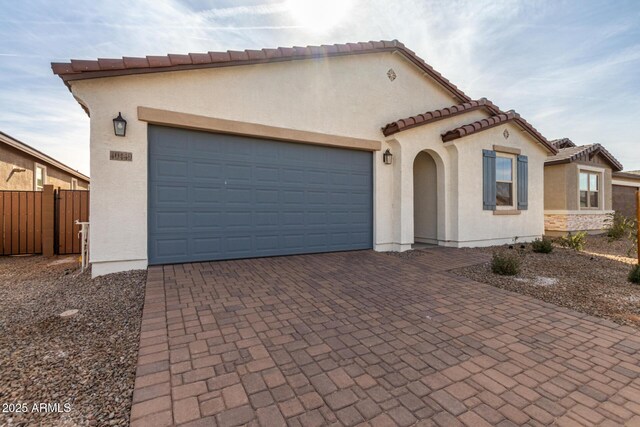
xmin=531 ymin=238 xmax=553 ymax=253
xmin=628 ymin=264 xmax=640 ymax=284
xmin=607 ymin=212 xmax=635 ymax=241
xmin=491 ymin=251 xmax=521 ymax=276
xmin=557 ymin=231 xmax=587 ymax=251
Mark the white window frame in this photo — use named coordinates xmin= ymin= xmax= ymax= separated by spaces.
xmin=496 ymin=153 xmax=517 ymax=210
xmin=578 ymin=166 xmax=605 ymax=211
xmin=71 ymin=178 xmax=78 ymax=190
xmin=34 ymin=163 xmax=46 ymax=191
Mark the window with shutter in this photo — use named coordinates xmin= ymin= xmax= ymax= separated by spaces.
xmin=482 ymin=150 xmax=496 ymax=210
xmin=517 ymin=155 xmax=528 ymax=210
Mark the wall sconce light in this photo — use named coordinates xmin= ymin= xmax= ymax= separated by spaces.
xmin=113 ymin=112 xmax=127 ymax=137
xmin=383 ymin=149 xmax=393 ymax=165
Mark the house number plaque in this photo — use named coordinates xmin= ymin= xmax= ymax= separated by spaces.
xmin=110 ymin=151 xmax=132 ymax=161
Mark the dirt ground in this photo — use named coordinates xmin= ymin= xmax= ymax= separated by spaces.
xmin=0 ymin=255 xmax=146 ymax=427
xmin=453 ymin=234 xmax=640 ymax=329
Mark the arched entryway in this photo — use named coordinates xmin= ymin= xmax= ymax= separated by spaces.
xmin=413 ymin=151 xmax=438 ymax=245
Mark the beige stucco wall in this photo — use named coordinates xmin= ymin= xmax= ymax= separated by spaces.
xmin=544 ymin=156 xmax=613 ymax=212
xmin=72 ymin=52 xmax=461 ymax=275
xmin=70 ymin=51 xmax=549 ymax=275
xmin=543 ymin=154 xmax=614 ymax=234
xmin=0 ymin=143 xmax=89 ymax=190
xmin=0 ymin=144 xmax=34 ymax=190
xmin=544 ymin=164 xmax=568 ymax=210
xmin=452 ymin=124 xmax=548 ymax=246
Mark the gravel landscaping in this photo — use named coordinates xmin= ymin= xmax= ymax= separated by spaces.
xmin=451 ymin=234 xmax=640 ymax=329
xmin=0 ymin=255 xmax=146 ymax=427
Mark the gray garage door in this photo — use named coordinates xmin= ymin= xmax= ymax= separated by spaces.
xmin=148 ymin=125 xmax=373 ymax=265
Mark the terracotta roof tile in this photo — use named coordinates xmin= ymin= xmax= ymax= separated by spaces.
xmin=545 ymin=143 xmax=623 ymax=171
xmin=209 ymin=51 xmax=231 ymax=62
xmin=189 ymin=53 xmax=212 ymax=64
xmin=70 ymin=59 xmax=101 ymax=72
xmin=50 ymin=62 xmax=74 ymax=74
xmin=441 ymin=111 xmax=557 ymax=154
xmin=550 ymin=138 xmax=576 ymax=149
xmin=123 ymin=57 xmax=150 ymax=69
xmin=97 ymin=58 xmax=125 ymax=70
xmin=51 ymin=40 xmax=472 ymax=104
xmin=382 ymin=98 xmax=498 ymax=136
xmin=147 ymin=56 xmax=172 ymax=67
xmin=168 ymin=54 xmax=192 ymax=65
xmin=262 ymin=48 xmax=281 ymax=59
xmin=228 ymin=50 xmax=249 ymax=61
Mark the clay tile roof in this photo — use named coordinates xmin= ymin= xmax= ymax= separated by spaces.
xmin=50 ymin=40 xmax=471 ymax=103
xmin=189 ymin=53 xmax=212 ymax=64
xmin=262 ymin=48 xmax=281 ymax=59
xmin=382 ymin=98 xmax=499 ymax=136
xmin=123 ymin=57 xmax=150 ymax=69
xmin=245 ymin=50 xmax=264 ymax=60
xmin=146 ymin=55 xmax=172 ymax=67
xmin=550 ymin=138 xmax=576 ymax=149
xmin=70 ymin=59 xmax=101 ymax=72
xmin=168 ymin=54 xmax=192 ymax=65
xmin=545 ymin=143 xmax=623 ymax=171
xmin=441 ymin=111 xmax=557 ymax=154
xmin=97 ymin=58 xmax=125 ymax=70
xmin=209 ymin=51 xmax=231 ymax=62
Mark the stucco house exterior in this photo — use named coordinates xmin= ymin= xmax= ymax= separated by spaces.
xmin=543 ymin=138 xmax=622 ymax=235
xmin=612 ymin=170 xmax=640 ymax=219
xmin=1 ymin=131 xmax=89 ymax=191
xmin=51 ymin=40 xmax=557 ymax=276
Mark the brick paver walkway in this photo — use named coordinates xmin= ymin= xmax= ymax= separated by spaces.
xmin=131 ymin=249 xmax=640 ymax=426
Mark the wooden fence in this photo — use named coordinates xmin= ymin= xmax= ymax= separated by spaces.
xmin=0 ymin=185 xmax=88 ymax=256
xmin=55 ymin=189 xmax=89 ymax=255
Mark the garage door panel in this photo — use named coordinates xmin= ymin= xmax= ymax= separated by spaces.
xmin=148 ymin=125 xmax=372 ymax=265
xmin=192 ymin=237 xmax=222 ymax=255
xmin=155 ymin=238 xmax=188 ymax=258
xmin=154 ymin=184 xmax=188 ymax=204
xmin=192 ymin=161 xmax=224 ymax=180
xmin=192 ymin=186 xmax=224 ymax=204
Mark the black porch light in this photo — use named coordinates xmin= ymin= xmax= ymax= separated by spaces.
xmin=113 ymin=112 xmax=127 ymax=137
xmin=383 ymin=149 xmax=393 ymax=165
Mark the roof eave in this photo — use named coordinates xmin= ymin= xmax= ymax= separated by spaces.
xmin=52 ymin=41 xmax=471 ymax=104
xmin=0 ymin=131 xmax=90 ymax=181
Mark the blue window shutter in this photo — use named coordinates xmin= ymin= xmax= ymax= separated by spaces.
xmin=517 ymin=155 xmax=528 ymax=210
xmin=483 ymin=150 xmax=496 ymax=210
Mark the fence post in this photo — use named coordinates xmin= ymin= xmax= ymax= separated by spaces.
xmin=42 ymin=185 xmax=54 ymax=257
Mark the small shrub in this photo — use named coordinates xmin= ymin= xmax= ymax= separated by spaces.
xmin=607 ymin=213 xmax=634 ymax=241
xmin=491 ymin=251 xmax=521 ymax=276
xmin=531 ymin=238 xmax=553 ymax=253
xmin=557 ymin=231 xmax=587 ymax=251
xmin=628 ymin=264 xmax=640 ymax=284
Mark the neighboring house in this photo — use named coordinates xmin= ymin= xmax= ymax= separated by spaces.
xmin=612 ymin=170 xmax=640 ymax=219
xmin=543 ymin=138 xmax=622 ymax=235
xmin=0 ymin=131 xmax=90 ymax=191
xmin=52 ymin=40 xmax=557 ymax=276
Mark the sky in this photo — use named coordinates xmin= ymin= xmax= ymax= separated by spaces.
xmin=1 ymin=0 xmax=639 ymax=176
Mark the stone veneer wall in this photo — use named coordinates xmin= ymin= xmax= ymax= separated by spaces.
xmin=544 ymin=212 xmax=613 ymax=233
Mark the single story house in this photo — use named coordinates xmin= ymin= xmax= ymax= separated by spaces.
xmin=0 ymin=131 xmax=89 ymax=191
xmin=543 ymin=138 xmax=622 ymax=235
xmin=52 ymin=40 xmax=557 ymax=276
xmin=612 ymin=170 xmax=640 ymax=219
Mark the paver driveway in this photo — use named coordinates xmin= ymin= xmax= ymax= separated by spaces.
xmin=131 ymin=249 xmax=640 ymax=427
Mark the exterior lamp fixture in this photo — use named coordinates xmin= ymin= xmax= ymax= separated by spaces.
xmin=383 ymin=149 xmax=393 ymax=165
xmin=113 ymin=112 xmax=127 ymax=137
